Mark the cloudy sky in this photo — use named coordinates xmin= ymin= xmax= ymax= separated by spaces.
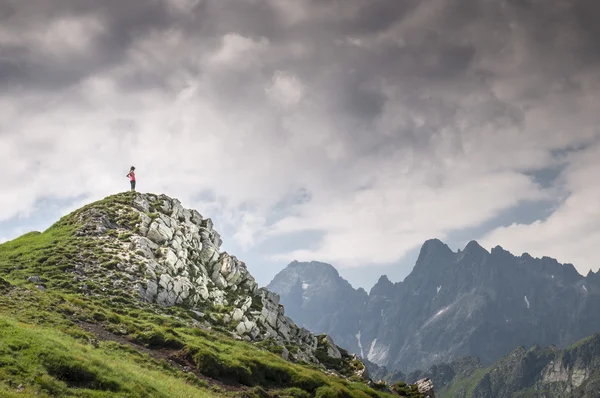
xmin=1 ymin=0 xmax=599 ymax=290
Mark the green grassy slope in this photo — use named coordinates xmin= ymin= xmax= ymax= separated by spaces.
xmin=0 ymin=192 xmax=423 ymax=398
xmin=438 ymin=368 xmax=486 ymax=398
xmin=438 ymin=337 xmax=600 ymax=398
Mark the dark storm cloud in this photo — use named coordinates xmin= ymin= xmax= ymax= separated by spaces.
xmin=1 ymin=0 xmax=599 ymax=276
xmin=332 ymin=0 xmax=416 ymax=35
xmin=0 ymin=0 xmax=178 ymax=92
xmin=0 ymin=0 xmax=594 ymax=163
xmin=2 ymin=0 xmax=594 ymax=117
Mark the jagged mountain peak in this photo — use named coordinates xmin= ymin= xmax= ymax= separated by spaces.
xmin=288 ymin=260 xmax=342 ymax=277
xmin=420 ymin=238 xmax=453 ymax=254
xmin=463 ymin=240 xmax=486 ymax=253
xmin=268 ymin=260 xmax=349 ymax=297
xmin=370 ymin=274 xmax=396 ymax=296
xmin=413 ymin=239 xmax=455 ymax=272
xmin=490 ymin=244 xmax=512 ymax=258
xmin=376 ymin=274 xmax=392 ymax=285
xmin=268 ymin=260 xmax=368 ymax=354
xmin=270 ymin=234 xmax=600 ymax=375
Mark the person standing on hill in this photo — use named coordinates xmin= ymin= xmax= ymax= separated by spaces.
xmin=126 ymin=166 xmax=136 ymax=191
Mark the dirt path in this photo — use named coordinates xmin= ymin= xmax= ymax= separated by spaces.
xmin=76 ymin=321 xmax=249 ymax=394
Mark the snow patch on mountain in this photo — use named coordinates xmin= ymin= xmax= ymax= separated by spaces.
xmin=356 ymin=330 xmax=364 ymax=358
xmin=367 ymin=338 xmax=388 ymax=365
xmin=422 ymin=305 xmax=451 ymax=328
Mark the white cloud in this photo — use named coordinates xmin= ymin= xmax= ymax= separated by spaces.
xmin=269 ymin=168 xmax=547 ymax=267
xmin=480 ymin=143 xmax=600 ymax=275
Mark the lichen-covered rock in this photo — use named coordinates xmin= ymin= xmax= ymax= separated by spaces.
xmin=323 ymin=335 xmax=342 ymax=359
xmin=147 ymin=218 xmax=173 ymax=244
xmin=352 ymin=355 xmax=369 ymax=380
xmin=236 ymin=319 xmax=257 ymax=335
xmin=416 ymin=378 xmax=435 ymax=398
xmin=232 ymin=308 xmax=244 ymax=322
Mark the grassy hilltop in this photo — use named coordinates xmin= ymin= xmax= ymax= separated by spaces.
xmin=0 ymin=192 xmax=425 ymax=398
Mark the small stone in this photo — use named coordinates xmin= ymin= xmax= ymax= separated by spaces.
xmin=27 ymin=275 xmax=41 ymax=283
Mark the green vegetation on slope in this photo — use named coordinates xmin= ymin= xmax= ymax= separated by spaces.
xmin=438 ymin=337 xmax=600 ymax=398
xmin=390 ymin=382 xmax=428 ymax=398
xmin=0 ymin=192 xmax=422 ymax=398
xmin=0 ymin=316 xmax=214 ymax=398
xmin=438 ymin=368 xmax=486 ymax=398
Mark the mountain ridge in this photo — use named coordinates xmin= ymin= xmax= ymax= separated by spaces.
xmin=401 ymin=332 xmax=600 ymax=397
xmin=268 ymin=239 xmax=600 ymax=374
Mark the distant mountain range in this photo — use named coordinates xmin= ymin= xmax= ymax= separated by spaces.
xmin=267 ymin=239 xmax=600 ymax=374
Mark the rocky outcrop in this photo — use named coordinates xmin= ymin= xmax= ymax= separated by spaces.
xmin=409 ymin=333 xmax=600 ymax=397
xmin=269 ymin=240 xmax=600 ymax=373
xmin=538 ymin=334 xmax=600 ymax=396
xmin=415 ymin=378 xmax=435 ymax=398
xmin=73 ymin=192 xmax=362 ymax=374
xmin=267 ymin=261 xmax=368 ymax=354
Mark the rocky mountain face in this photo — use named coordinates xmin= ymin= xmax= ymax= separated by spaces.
xmin=267 ymin=261 xmax=368 ymax=351
xmin=268 ymin=239 xmax=600 ymax=373
xmin=69 ymin=192 xmax=366 ymax=376
xmin=401 ymin=333 xmax=600 ymax=397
